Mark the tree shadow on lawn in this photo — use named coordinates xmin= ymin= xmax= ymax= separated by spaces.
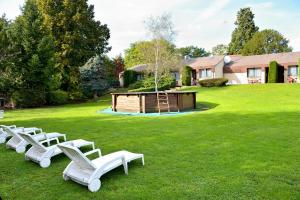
xmin=196 ymin=101 xmax=219 ymax=111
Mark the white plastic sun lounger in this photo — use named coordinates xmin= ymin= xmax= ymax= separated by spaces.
xmin=58 ymin=144 xmax=144 ymax=192
xmin=0 ymin=125 xmax=38 ymax=144
xmin=6 ymin=128 xmax=66 ymax=153
xmin=0 ymin=125 xmax=17 ymax=143
xmin=19 ymin=132 xmax=95 ymax=168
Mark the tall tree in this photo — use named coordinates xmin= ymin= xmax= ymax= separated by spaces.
xmin=241 ymin=29 xmax=292 ymax=55
xmin=8 ymin=0 xmax=57 ymax=107
xmin=177 ymin=46 xmax=210 ymax=58
xmin=228 ymin=7 xmax=259 ymax=55
xmin=80 ymin=56 xmax=111 ymax=98
xmin=37 ymin=0 xmax=111 ymax=96
xmin=114 ymin=55 xmax=125 ymax=78
xmin=144 ymin=13 xmax=179 ymax=91
xmin=0 ymin=15 xmax=15 ymax=98
xmin=212 ymin=44 xmax=228 ymax=56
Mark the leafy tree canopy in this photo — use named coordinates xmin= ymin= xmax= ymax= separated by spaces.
xmin=228 ymin=7 xmax=259 ymax=54
xmin=212 ymin=44 xmax=228 ymax=56
xmin=124 ymin=40 xmax=176 ymax=68
xmin=37 ymin=0 xmax=111 ymax=93
xmin=241 ymin=29 xmax=292 ymax=56
xmin=80 ymin=55 xmax=116 ymax=98
xmin=177 ymin=46 xmax=210 ymax=58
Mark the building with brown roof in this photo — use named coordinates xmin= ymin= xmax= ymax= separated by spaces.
xmin=189 ymin=52 xmax=300 ymax=84
xmin=120 ymin=51 xmax=300 ymax=87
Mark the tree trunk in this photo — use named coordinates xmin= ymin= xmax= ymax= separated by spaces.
xmin=154 ymin=40 xmax=159 ymax=92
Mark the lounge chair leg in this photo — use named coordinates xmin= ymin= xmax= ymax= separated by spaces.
xmin=63 ymin=174 xmax=70 ymax=181
xmin=142 ymin=156 xmax=145 ymax=166
xmin=123 ymin=158 xmax=128 ymax=175
xmin=88 ymin=179 xmax=101 ymax=192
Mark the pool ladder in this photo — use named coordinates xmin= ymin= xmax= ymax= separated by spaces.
xmin=157 ymin=92 xmax=170 ymax=113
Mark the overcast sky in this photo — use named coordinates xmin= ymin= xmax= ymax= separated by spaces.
xmin=1 ymin=0 xmax=300 ymax=57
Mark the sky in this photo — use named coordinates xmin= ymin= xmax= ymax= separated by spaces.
xmin=1 ymin=0 xmax=300 ymax=57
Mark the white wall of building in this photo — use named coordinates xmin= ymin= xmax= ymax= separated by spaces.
xmin=224 ymin=73 xmax=249 ymax=84
xmin=261 ymin=71 xmax=266 ymax=84
xmin=214 ymin=61 xmax=224 ymax=78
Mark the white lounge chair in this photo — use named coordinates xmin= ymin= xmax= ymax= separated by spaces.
xmin=6 ymin=128 xmax=66 ymax=153
xmin=19 ymin=132 xmax=95 ymax=168
xmin=58 ymin=144 xmax=144 ymax=192
xmin=0 ymin=125 xmax=38 ymax=144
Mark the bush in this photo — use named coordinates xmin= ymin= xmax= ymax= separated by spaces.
xmin=181 ymin=66 xmax=192 ymax=86
xmin=298 ymin=59 xmax=300 ymax=80
xmin=199 ymin=78 xmax=228 ymax=87
xmin=129 ymin=74 xmax=176 ymax=92
xmin=47 ymin=90 xmax=68 ymax=105
xmin=268 ymin=61 xmax=278 ymax=83
xmin=13 ymin=89 xmax=46 ymax=108
xmin=128 ymin=80 xmax=143 ymax=90
xmin=124 ymin=70 xmax=137 ymax=87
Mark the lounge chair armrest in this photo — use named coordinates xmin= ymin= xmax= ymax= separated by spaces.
xmin=57 ymin=134 xmax=66 ymax=141
xmin=26 ymin=129 xmax=42 ymax=135
xmin=3 ymin=125 xmax=17 ymax=129
xmin=40 ymin=137 xmax=59 ymax=146
xmin=84 ymin=149 xmax=101 ymax=157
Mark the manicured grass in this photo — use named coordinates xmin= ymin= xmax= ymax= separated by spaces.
xmin=1 ymin=84 xmax=300 ymax=199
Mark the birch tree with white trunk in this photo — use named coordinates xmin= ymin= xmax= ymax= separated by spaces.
xmin=144 ymin=13 xmax=178 ymax=92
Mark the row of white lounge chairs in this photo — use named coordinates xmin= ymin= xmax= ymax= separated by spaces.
xmin=0 ymin=125 xmax=144 ymax=192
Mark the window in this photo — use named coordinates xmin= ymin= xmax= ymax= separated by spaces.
xmin=200 ymin=69 xmax=212 ymax=78
xmin=171 ymin=72 xmax=180 ymax=81
xmin=136 ymin=74 xmax=143 ymax=80
xmin=247 ymin=68 xmax=261 ymax=78
xmin=288 ymin=66 xmax=298 ymax=76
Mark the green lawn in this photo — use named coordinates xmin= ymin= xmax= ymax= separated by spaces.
xmin=1 ymin=84 xmax=300 ymax=199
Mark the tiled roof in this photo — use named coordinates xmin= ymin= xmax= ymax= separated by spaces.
xmin=228 ymin=52 xmax=300 ymax=68
xmin=188 ymin=56 xmax=224 ymax=68
xmin=128 ymin=64 xmax=148 ymax=72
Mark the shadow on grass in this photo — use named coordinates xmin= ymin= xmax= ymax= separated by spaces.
xmin=196 ymin=101 xmax=219 ymax=111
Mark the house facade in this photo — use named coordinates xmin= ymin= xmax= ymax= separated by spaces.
xmin=120 ymin=52 xmax=300 ymax=87
xmin=188 ymin=52 xmax=300 ymax=84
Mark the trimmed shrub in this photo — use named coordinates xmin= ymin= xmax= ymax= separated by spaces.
xmin=181 ymin=66 xmax=192 ymax=86
xmin=124 ymin=70 xmax=137 ymax=87
xmin=13 ymin=89 xmax=46 ymax=108
xmin=199 ymin=78 xmax=228 ymax=87
xmin=298 ymin=58 xmax=300 ymax=80
xmin=268 ymin=61 xmax=278 ymax=83
xmin=47 ymin=90 xmax=69 ymax=105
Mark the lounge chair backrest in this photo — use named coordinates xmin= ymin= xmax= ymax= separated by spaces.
xmin=4 ymin=127 xmax=22 ymax=140
xmin=58 ymin=144 xmax=96 ymax=170
xmin=19 ymin=132 xmax=47 ymax=152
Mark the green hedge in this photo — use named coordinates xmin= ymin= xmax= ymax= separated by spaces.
xmin=124 ymin=70 xmax=137 ymax=87
xmin=128 ymin=74 xmax=176 ymax=92
xmin=199 ymin=78 xmax=228 ymax=87
xmin=13 ymin=89 xmax=46 ymax=108
xmin=129 ymin=84 xmax=174 ymax=92
xmin=47 ymin=90 xmax=69 ymax=105
xmin=181 ymin=66 xmax=192 ymax=86
xmin=268 ymin=61 xmax=278 ymax=83
xmin=298 ymin=59 xmax=300 ymax=80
